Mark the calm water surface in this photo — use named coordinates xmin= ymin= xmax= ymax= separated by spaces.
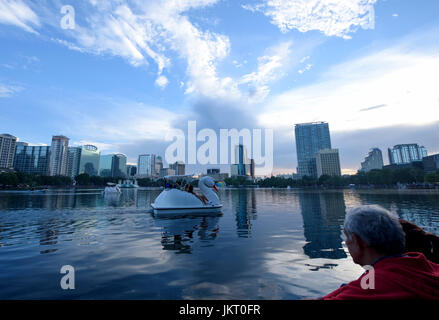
xmin=0 ymin=188 xmax=438 ymax=299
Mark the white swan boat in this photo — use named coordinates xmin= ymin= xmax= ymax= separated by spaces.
xmin=151 ymin=175 xmax=222 ymax=215
xmin=103 ymin=183 xmax=121 ymax=195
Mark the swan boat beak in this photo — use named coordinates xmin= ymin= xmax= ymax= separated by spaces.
xmin=213 ymin=184 xmax=219 ymax=192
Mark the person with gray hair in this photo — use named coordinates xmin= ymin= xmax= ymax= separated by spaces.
xmin=323 ymin=205 xmax=439 ymax=300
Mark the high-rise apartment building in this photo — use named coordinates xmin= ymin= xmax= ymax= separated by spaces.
xmin=49 ymin=135 xmax=69 ymax=176
xmin=315 ymin=149 xmax=341 ymax=178
xmin=388 ymin=144 xmax=427 ymax=165
xmin=360 ymin=148 xmax=384 ymax=172
xmin=294 ymin=122 xmax=331 ymax=178
xmin=0 ymin=134 xmax=17 ymax=170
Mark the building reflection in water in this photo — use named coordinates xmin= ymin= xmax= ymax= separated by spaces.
xmin=232 ymin=189 xmax=257 ymax=238
xmin=298 ymin=191 xmax=347 ymax=259
xmin=37 ymin=217 xmax=60 ymax=254
xmin=153 ymin=214 xmax=221 ymax=254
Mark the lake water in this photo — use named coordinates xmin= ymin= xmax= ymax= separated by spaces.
xmin=0 ymin=188 xmax=438 ymax=299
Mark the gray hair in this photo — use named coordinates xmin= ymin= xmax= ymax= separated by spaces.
xmin=344 ymin=205 xmax=406 ymax=255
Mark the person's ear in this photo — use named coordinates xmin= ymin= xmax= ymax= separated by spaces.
xmin=352 ymin=233 xmax=367 ymax=250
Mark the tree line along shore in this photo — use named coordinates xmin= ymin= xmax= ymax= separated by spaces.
xmin=1 ymin=167 xmax=439 ymax=190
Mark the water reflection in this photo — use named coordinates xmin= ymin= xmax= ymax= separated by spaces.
xmin=153 ymin=214 xmax=221 ymax=254
xmin=232 ymin=189 xmax=257 ymax=238
xmin=298 ymin=191 xmax=347 ymax=259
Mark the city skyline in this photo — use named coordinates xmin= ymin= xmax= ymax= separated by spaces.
xmin=1 ymin=1 xmax=439 ymax=175
xmin=3 ymin=130 xmax=437 ymax=177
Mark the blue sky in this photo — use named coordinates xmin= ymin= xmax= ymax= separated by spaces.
xmin=1 ymin=0 xmax=439 ymax=175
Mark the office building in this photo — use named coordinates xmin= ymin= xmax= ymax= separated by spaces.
xmin=126 ymin=165 xmax=137 ymax=177
xmin=49 ymin=135 xmax=69 ymax=176
xmin=170 ymin=161 xmax=185 ymax=176
xmin=231 ymin=144 xmax=251 ymax=177
xmin=315 ymin=149 xmax=341 ymax=178
xmin=66 ymin=147 xmax=81 ymax=178
xmin=360 ymin=148 xmax=384 ymax=172
xmin=388 ymin=144 xmax=427 ymax=165
xmin=0 ymin=134 xmax=17 ymax=170
xmin=423 ymin=154 xmax=439 ymax=173
xmin=77 ymin=145 xmax=100 ymax=176
xmin=13 ymin=142 xmax=50 ymax=175
xmin=98 ymin=153 xmax=126 ymax=178
xmin=99 ymin=154 xmax=114 ymax=177
xmin=155 ymin=156 xmax=163 ymax=176
xmin=137 ymin=154 xmax=157 ymax=178
xmin=112 ymin=153 xmax=127 ymax=178
xmin=295 ymin=122 xmax=331 ymax=178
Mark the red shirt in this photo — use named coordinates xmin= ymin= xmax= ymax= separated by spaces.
xmin=323 ymin=252 xmax=439 ymax=300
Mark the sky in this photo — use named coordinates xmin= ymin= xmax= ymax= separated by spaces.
xmin=1 ymin=0 xmax=439 ymax=176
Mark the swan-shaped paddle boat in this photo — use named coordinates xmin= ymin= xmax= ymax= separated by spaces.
xmin=103 ymin=182 xmax=121 ymax=195
xmin=151 ymin=175 xmax=222 ymax=215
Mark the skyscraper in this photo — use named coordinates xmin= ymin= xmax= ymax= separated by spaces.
xmin=294 ymin=122 xmax=331 ymax=178
xmin=67 ymin=147 xmax=81 ymax=179
xmin=14 ymin=142 xmax=50 ymax=175
xmin=112 ymin=153 xmax=127 ymax=178
xmin=78 ymin=145 xmax=100 ymax=176
xmin=98 ymin=153 xmax=126 ymax=178
xmin=0 ymin=134 xmax=17 ymax=170
xmin=360 ymin=148 xmax=384 ymax=172
xmin=137 ymin=154 xmax=156 ymax=178
xmin=49 ymin=135 xmax=69 ymax=176
xmin=231 ymin=144 xmax=251 ymax=177
xmin=99 ymin=154 xmax=114 ymax=177
xmin=316 ymin=149 xmax=341 ymax=178
xmin=388 ymin=144 xmax=427 ymax=165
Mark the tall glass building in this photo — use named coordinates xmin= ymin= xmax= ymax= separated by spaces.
xmin=231 ymin=144 xmax=251 ymax=177
xmin=112 ymin=153 xmax=127 ymax=178
xmin=99 ymin=154 xmax=114 ymax=177
xmin=295 ymin=122 xmax=332 ymax=178
xmin=79 ymin=145 xmax=100 ymax=176
xmin=138 ymin=154 xmax=156 ymax=177
xmin=13 ymin=142 xmax=51 ymax=175
xmin=98 ymin=153 xmax=126 ymax=178
xmin=67 ymin=147 xmax=81 ymax=178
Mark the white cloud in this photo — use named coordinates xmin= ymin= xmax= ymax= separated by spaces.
xmin=298 ymin=63 xmax=313 ymax=74
xmin=155 ymin=75 xmax=169 ymax=88
xmin=240 ymin=41 xmax=293 ymax=102
xmin=258 ymin=48 xmax=439 ymax=132
xmin=243 ymin=0 xmax=377 ymax=39
xmin=49 ymin=0 xmax=240 ymax=99
xmin=0 ymin=0 xmax=40 ymax=34
xmin=0 ymin=83 xmax=23 ymax=98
